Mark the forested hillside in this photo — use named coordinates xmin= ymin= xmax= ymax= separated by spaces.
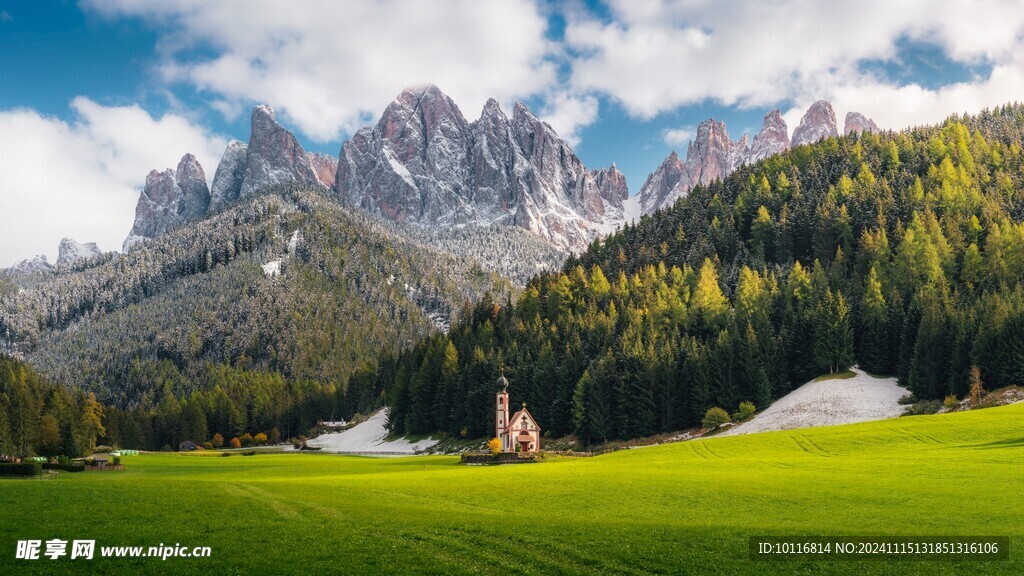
xmin=0 ymin=187 xmax=566 ymax=450
xmin=383 ymin=104 xmax=1024 ymax=444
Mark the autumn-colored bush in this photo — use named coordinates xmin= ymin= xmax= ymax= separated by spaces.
xmin=229 ymin=437 xmax=241 ymax=449
xmin=487 ymin=438 xmax=502 ymax=455
xmin=212 ymin=433 xmax=224 ymax=448
xmin=240 ymin=433 xmax=254 ymax=447
xmin=254 ymin=432 xmax=268 ymax=446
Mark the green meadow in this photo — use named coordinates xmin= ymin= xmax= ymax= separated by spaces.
xmin=2 ymin=403 xmax=1022 ymax=575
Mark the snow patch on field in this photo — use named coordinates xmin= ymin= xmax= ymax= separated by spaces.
xmin=722 ymin=367 xmax=906 ymax=436
xmin=302 ymin=409 xmax=437 ymax=454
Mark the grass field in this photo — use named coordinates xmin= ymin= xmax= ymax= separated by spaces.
xmin=2 ymin=403 xmax=1022 ymax=575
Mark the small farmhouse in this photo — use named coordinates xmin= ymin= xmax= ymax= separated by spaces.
xmin=495 ymin=373 xmax=541 ymax=453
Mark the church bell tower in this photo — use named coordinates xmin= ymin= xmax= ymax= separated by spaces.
xmin=496 ymin=370 xmax=509 ymax=442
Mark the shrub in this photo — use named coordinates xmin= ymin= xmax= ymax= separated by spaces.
xmin=240 ymin=433 xmax=254 ymax=447
xmin=253 ymin=432 xmax=268 ymax=446
xmin=229 ymin=437 xmax=241 ymax=449
xmin=219 ymin=452 xmax=232 ymax=457
xmin=943 ymin=395 xmax=959 ymax=410
xmin=43 ymin=463 xmax=84 ymax=472
xmin=203 ymin=442 xmax=214 ymax=450
xmin=702 ymin=407 xmax=731 ymax=429
xmin=734 ymin=401 xmax=757 ymax=421
xmin=211 ymin=433 xmax=224 ymax=448
xmin=269 ymin=428 xmax=281 ymax=444
xmin=898 ymin=393 xmax=916 ymax=405
xmin=487 ymin=438 xmax=502 ymax=455
xmin=112 ymin=456 xmax=121 ymax=466
xmin=0 ymin=463 xmax=42 ymax=476
xmin=241 ymin=450 xmax=257 ymax=456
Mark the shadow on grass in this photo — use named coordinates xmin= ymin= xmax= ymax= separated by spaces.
xmin=958 ymin=437 xmax=1024 ymax=449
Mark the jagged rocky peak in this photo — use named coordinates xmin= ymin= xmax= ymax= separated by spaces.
xmin=337 ymin=84 xmax=626 ymax=252
xmin=209 ymin=140 xmax=247 ymax=211
xmin=791 ymin=100 xmax=839 ymax=147
xmin=687 ymin=118 xmax=737 ymax=182
xmin=308 ymin=152 xmax=338 ymax=189
xmin=239 ymin=104 xmax=322 ymax=198
xmin=638 ymin=151 xmax=686 ymax=215
xmin=176 ymin=153 xmax=210 ymax=218
xmin=57 ymin=238 xmax=101 ymax=266
xmin=747 ymin=109 xmax=789 ymax=164
xmin=593 ymin=163 xmax=629 ymax=208
xmin=844 ymin=111 xmax=879 ymax=135
xmin=638 ymin=118 xmax=744 ymax=215
xmin=123 ymin=153 xmax=210 ymax=251
xmin=338 ymin=83 xmax=475 ymax=225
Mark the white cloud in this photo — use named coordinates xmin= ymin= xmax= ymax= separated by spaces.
xmin=538 ymin=92 xmax=599 ymax=147
xmin=662 ymin=125 xmax=695 ymax=147
xmin=83 ymin=0 xmax=559 ymax=142
xmin=0 ymin=99 xmax=226 ymax=267
xmin=565 ymin=0 xmax=1024 ymax=131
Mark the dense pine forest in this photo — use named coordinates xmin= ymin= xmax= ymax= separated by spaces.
xmin=383 ymin=104 xmax=1024 ymax=445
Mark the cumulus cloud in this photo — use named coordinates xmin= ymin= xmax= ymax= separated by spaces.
xmin=538 ymin=92 xmax=599 ymax=147
xmin=662 ymin=125 xmax=695 ymax=148
xmin=0 ymin=99 xmax=226 ymax=267
xmin=83 ymin=0 xmax=558 ymax=142
xmin=565 ymin=0 xmax=1024 ymax=131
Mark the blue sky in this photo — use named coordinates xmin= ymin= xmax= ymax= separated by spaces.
xmin=1 ymin=0 xmax=1022 ymax=266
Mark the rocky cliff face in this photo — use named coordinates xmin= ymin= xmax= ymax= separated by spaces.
xmin=637 ymin=119 xmax=749 ymax=213
xmin=844 ymin=111 xmax=879 ymax=135
xmin=209 ymin=140 xmax=247 ymax=211
xmin=123 ymin=154 xmax=210 ymax=251
xmin=57 ymin=238 xmax=101 ymax=266
xmin=746 ymin=110 xmax=790 ymax=164
xmin=132 ymin=104 xmax=329 ymax=249
xmin=239 ymin=105 xmax=322 ymax=199
xmin=308 ymin=152 xmax=338 ymax=189
xmin=791 ymin=100 xmax=839 ymax=147
xmin=337 ymin=85 xmax=627 ymax=252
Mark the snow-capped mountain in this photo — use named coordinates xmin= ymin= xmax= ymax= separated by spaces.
xmin=57 ymin=238 xmax=101 ymax=266
xmin=336 ymin=85 xmax=627 ymax=252
xmin=638 ymin=101 xmax=875 ymax=214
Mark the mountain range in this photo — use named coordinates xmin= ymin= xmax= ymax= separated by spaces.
xmin=119 ymin=86 xmax=875 ymax=256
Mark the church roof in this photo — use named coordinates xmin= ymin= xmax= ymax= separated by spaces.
xmin=506 ymin=406 xmax=540 ymax=431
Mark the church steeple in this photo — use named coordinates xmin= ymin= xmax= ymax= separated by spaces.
xmin=495 ymin=370 xmax=510 ymax=443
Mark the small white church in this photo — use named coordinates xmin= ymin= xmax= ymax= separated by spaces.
xmin=495 ymin=372 xmax=541 ymax=453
